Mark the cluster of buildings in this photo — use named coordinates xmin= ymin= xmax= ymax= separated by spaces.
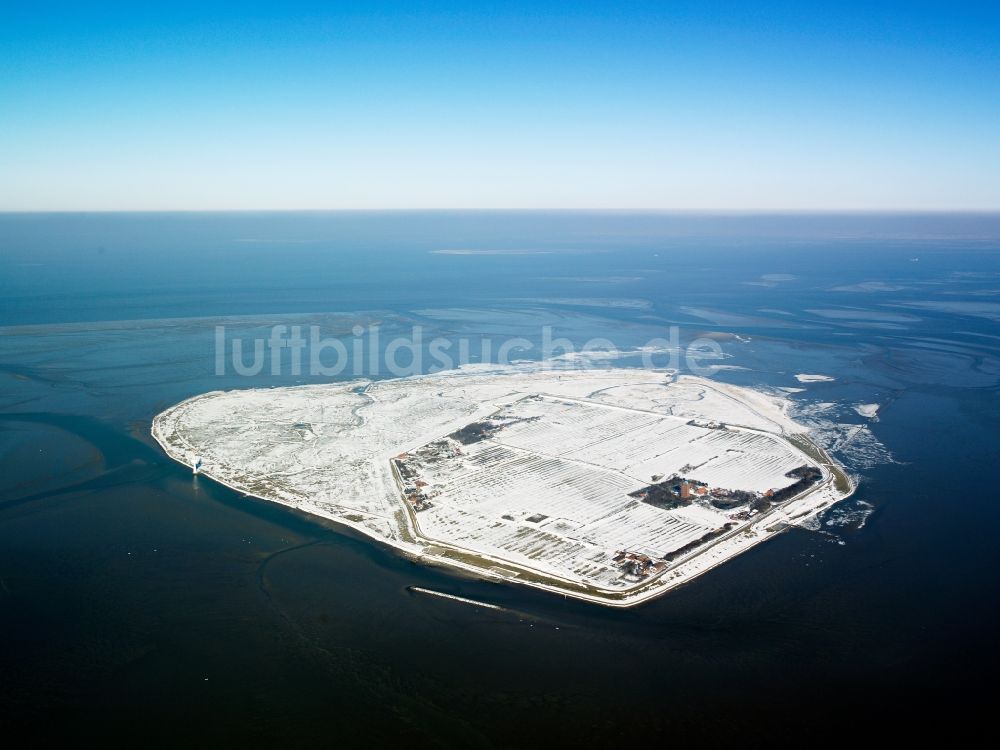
xmin=631 ymin=474 xmax=718 ymax=508
xmin=392 ymin=453 xmax=434 ymax=512
xmin=678 ymin=479 xmax=710 ymax=500
xmin=612 ymin=550 xmax=668 ymax=579
xmin=391 ymin=438 xmax=468 ymax=512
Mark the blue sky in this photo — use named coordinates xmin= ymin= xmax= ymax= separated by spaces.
xmin=2 ymin=1 xmax=998 ymax=210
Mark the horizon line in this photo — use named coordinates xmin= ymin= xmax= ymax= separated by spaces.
xmin=3 ymin=207 xmax=1000 ymax=216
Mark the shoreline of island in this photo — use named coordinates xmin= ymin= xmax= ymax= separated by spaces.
xmin=151 ymin=367 xmax=855 ymax=608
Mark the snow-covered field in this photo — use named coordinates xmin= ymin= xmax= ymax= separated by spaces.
xmin=152 ymin=366 xmax=853 ymax=606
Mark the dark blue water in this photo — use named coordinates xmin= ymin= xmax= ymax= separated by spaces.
xmin=1 ymin=212 xmax=998 ymax=744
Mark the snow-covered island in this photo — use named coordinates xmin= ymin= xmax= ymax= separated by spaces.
xmin=152 ymin=367 xmax=854 ymax=607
